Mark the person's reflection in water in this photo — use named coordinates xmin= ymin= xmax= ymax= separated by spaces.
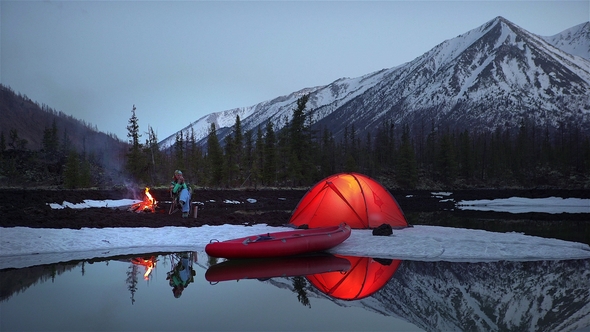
xmin=167 ymin=252 xmax=196 ymax=298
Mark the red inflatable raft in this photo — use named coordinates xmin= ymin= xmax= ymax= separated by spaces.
xmin=205 ymin=254 xmax=351 ymax=282
xmin=205 ymin=223 xmax=352 ymax=259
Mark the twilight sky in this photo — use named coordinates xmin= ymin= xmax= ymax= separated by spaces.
xmin=2 ymin=1 xmax=588 ymax=142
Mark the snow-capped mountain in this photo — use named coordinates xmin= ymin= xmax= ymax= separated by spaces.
xmin=268 ymin=259 xmax=590 ymax=332
xmin=159 ymin=17 xmax=590 ymax=149
xmin=542 ymin=22 xmax=590 ymax=61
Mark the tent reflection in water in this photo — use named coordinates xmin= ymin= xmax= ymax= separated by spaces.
xmin=307 ymin=255 xmax=402 ymax=301
xmin=289 ymin=172 xmax=408 ymax=229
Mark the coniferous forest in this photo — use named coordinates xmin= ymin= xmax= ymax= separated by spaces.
xmin=1 ymin=91 xmax=589 ymax=190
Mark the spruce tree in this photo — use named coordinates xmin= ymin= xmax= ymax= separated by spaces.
xmin=223 ymin=134 xmax=236 ymax=186
xmin=263 ymin=121 xmax=277 ymax=186
xmin=206 ymin=123 xmax=224 ymax=186
xmin=458 ymin=129 xmax=475 ymax=179
xmin=79 ymin=157 xmax=92 ymax=187
xmin=125 ymin=105 xmax=146 ymax=182
xmin=253 ymin=126 xmax=264 ymax=187
xmin=61 ymin=129 xmax=72 ymax=157
xmin=173 ymin=131 xmax=185 ymax=171
xmin=277 ymin=116 xmax=291 ymax=185
xmin=8 ymin=129 xmax=27 ymax=150
xmin=42 ymin=119 xmax=59 ymax=156
xmin=233 ymin=115 xmax=244 ymax=183
xmin=64 ymin=150 xmax=80 ymax=189
xmin=290 ymin=95 xmax=309 ymax=184
xmin=144 ymin=126 xmax=162 ymax=184
xmin=436 ymin=131 xmax=457 ymax=185
xmin=243 ymin=129 xmax=254 ymax=187
xmin=396 ymin=124 xmax=418 ymax=188
xmin=223 ymin=115 xmax=243 ymax=186
xmin=0 ymin=131 xmax=5 ymax=152
xmin=319 ymin=126 xmax=336 ymax=178
xmin=186 ymin=127 xmax=203 ymax=187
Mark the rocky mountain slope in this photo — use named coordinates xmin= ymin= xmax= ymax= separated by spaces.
xmin=159 ymin=16 xmax=590 ymax=149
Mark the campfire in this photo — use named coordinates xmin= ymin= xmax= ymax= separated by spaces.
xmin=129 ymin=187 xmax=157 ymax=213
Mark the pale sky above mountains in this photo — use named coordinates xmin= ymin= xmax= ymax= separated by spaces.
xmin=2 ymin=1 xmax=588 ymax=141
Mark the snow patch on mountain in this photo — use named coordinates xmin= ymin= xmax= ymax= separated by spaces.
xmin=542 ymin=22 xmax=590 ymax=61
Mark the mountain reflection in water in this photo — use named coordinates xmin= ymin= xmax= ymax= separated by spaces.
xmin=1 ymin=252 xmax=588 ymax=331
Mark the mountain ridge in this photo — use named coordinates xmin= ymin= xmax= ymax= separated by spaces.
xmin=159 ymin=16 xmax=590 ymax=150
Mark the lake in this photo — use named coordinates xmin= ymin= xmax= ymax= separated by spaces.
xmin=1 ymin=202 xmax=589 ymax=332
xmin=1 ymin=250 xmax=589 ymax=331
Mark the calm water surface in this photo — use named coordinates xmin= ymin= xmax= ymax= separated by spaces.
xmin=2 ymin=209 xmax=589 ymax=331
xmin=1 ymin=250 xmax=589 ymax=332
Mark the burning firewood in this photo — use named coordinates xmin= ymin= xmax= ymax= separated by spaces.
xmin=129 ymin=187 xmax=157 ymax=213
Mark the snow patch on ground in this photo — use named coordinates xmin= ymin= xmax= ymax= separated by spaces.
xmin=2 ymin=195 xmax=587 ymax=270
xmin=1 ymin=224 xmax=589 ymax=270
xmin=457 ymin=197 xmax=590 ymax=214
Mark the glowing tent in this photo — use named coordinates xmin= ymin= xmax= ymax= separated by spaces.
xmin=289 ymin=172 xmax=408 ymax=229
xmin=306 ymin=255 xmax=401 ymax=300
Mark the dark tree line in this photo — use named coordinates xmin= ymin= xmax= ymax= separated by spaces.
xmin=1 ymin=84 xmax=128 ymax=188
xmin=0 ymin=117 xmax=97 ymax=188
xmin=3 ymin=95 xmax=588 ymax=189
xmin=124 ymin=96 xmax=590 ymax=190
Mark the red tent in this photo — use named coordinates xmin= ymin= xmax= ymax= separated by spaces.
xmin=289 ymin=172 xmax=408 ymax=229
xmin=306 ymin=255 xmax=401 ymax=300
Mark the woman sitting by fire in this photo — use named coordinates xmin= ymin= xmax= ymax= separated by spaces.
xmin=170 ymin=169 xmax=192 ymax=218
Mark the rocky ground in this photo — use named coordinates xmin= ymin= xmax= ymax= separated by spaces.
xmin=1 ymin=187 xmax=588 ymax=230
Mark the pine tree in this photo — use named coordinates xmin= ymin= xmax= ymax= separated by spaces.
xmin=289 ymin=95 xmax=309 ymax=185
xmin=424 ymin=123 xmax=437 ymax=175
xmin=343 ymin=124 xmax=358 ymax=172
xmin=263 ymin=121 xmax=277 ymax=186
xmin=186 ymin=127 xmax=203 ymax=187
xmin=8 ymin=129 xmax=27 ymax=150
xmin=373 ymin=120 xmax=397 ymax=173
xmin=173 ymin=131 xmax=185 ymax=171
xmin=144 ymin=126 xmax=162 ymax=184
xmin=206 ymin=123 xmax=224 ymax=186
xmin=223 ymin=134 xmax=236 ymax=186
xmin=436 ymin=131 xmax=457 ymax=185
xmin=79 ymin=157 xmax=92 ymax=187
xmin=61 ymin=129 xmax=72 ymax=157
xmin=0 ymin=131 xmax=5 ymax=152
xmin=64 ymin=150 xmax=80 ymax=189
xmin=125 ymin=105 xmax=146 ymax=182
xmin=243 ymin=129 xmax=254 ymax=187
xmin=253 ymin=126 xmax=264 ymax=187
xmin=277 ymin=116 xmax=291 ymax=185
xmin=42 ymin=119 xmax=59 ymax=156
xmin=319 ymin=126 xmax=336 ymax=178
xmin=223 ymin=115 xmax=243 ymax=186
xmin=363 ymin=131 xmax=375 ymax=175
xmin=458 ymin=129 xmax=475 ymax=179
xmin=8 ymin=129 xmax=18 ymax=150
xmin=233 ymin=115 xmax=244 ymax=184
xmin=396 ymin=124 xmax=418 ymax=188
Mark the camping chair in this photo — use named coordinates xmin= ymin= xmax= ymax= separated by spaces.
xmin=169 ymin=191 xmax=182 ymax=215
xmin=169 ymin=190 xmax=192 ymax=216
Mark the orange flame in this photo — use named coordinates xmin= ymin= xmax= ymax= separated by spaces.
xmin=132 ymin=256 xmax=157 ymax=280
xmin=131 ymin=187 xmax=157 ymax=213
xmin=144 ymin=187 xmax=156 ymax=207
